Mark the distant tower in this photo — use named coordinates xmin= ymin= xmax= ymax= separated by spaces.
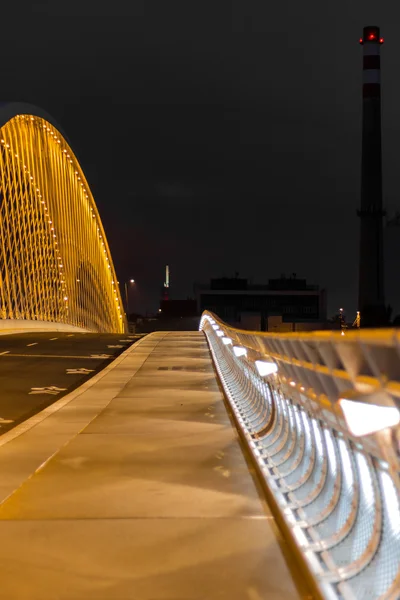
xmin=163 ymin=265 xmax=169 ymax=301
xmin=358 ymin=26 xmax=387 ymax=326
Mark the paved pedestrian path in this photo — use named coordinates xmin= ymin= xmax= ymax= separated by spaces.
xmin=0 ymin=331 xmax=305 ymax=599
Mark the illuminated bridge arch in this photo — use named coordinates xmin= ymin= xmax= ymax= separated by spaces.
xmin=0 ymin=103 xmax=125 ymax=333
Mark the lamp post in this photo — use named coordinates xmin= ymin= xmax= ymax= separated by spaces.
xmin=124 ymin=279 xmax=135 ymax=316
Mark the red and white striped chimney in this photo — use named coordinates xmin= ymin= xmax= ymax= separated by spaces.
xmin=358 ymin=26 xmax=386 ymax=326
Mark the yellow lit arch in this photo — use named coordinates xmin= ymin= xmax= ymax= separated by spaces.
xmin=0 ymin=104 xmax=125 ymax=333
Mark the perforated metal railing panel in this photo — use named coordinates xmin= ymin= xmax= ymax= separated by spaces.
xmin=200 ymin=312 xmax=400 ymax=600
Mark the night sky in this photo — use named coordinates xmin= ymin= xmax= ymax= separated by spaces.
xmin=4 ymin=1 xmax=400 ymax=319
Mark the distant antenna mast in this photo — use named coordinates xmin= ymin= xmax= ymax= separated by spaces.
xmin=163 ymin=265 xmax=169 ymax=300
xmin=353 ymin=311 xmax=361 ymax=328
xmin=164 ymin=265 xmax=169 ymax=289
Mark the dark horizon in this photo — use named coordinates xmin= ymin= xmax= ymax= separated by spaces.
xmin=5 ymin=1 xmax=400 ymax=320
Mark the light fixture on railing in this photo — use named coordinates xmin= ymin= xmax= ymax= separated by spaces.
xmin=339 ymin=390 xmax=400 ymax=437
xmin=255 ymin=359 xmax=278 ymax=376
xmin=233 ymin=346 xmax=247 ymax=357
xmin=212 ymin=325 xmax=219 ymax=330
xmin=222 ymin=337 xmax=232 ymax=345
xmin=216 ymin=330 xmax=224 ymax=337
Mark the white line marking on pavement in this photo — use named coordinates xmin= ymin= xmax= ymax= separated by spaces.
xmin=0 ymin=333 xmax=150 ymax=449
xmin=0 ymin=351 xmax=10 ymax=355
xmin=50 ymin=337 xmax=58 ymax=341
xmin=66 ymin=368 xmax=95 ymax=375
xmin=119 ymin=340 xmax=131 ymax=342
xmin=107 ymin=344 xmax=123 ymax=348
xmin=29 ymin=386 xmax=67 ymax=395
xmin=31 ymin=386 xmax=66 ymax=391
xmin=67 ymin=334 xmax=74 ymax=337
xmin=0 ymin=417 xmax=14 ymax=424
xmin=90 ymin=354 xmax=111 ymax=359
xmin=27 ymin=343 xmax=38 ymax=346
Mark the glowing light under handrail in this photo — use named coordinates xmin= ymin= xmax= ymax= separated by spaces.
xmin=233 ymin=346 xmax=247 ymax=357
xmin=255 ymin=359 xmax=278 ymax=376
xmin=339 ymin=399 xmax=400 ymax=436
xmin=216 ymin=330 xmax=224 ymax=337
xmin=222 ymin=337 xmax=232 ymax=345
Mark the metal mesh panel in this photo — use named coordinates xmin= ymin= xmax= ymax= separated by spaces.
xmin=344 ymin=470 xmax=400 ymax=599
xmin=291 ymin=418 xmax=326 ymax=502
xmin=300 ymin=429 xmax=339 ymax=523
xmin=314 ymin=438 xmax=356 ymax=546
xmin=268 ymin=402 xmax=298 ymax=466
xmin=284 ymin=411 xmax=315 ymax=488
xmin=271 ymin=406 xmax=305 ymax=474
xmin=328 ymin=452 xmax=378 ymax=568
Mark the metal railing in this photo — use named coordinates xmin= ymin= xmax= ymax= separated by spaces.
xmin=200 ymin=311 xmax=400 ymax=600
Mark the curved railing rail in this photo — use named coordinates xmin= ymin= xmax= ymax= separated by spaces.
xmin=200 ymin=311 xmax=400 ymax=600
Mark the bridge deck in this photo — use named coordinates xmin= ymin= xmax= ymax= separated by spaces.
xmin=0 ymin=331 xmax=303 ymax=599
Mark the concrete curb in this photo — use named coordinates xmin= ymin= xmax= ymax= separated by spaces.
xmin=0 ymin=320 xmax=90 ymax=336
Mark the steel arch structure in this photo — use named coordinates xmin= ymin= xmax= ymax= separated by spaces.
xmin=0 ymin=104 xmax=125 ymax=333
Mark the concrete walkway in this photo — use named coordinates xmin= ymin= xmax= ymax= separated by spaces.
xmin=0 ymin=332 xmax=304 ymax=600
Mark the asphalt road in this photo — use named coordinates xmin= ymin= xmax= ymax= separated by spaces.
xmin=0 ymin=331 xmax=146 ymax=435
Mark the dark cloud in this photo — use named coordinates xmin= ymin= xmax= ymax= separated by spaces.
xmin=3 ymin=0 xmax=400 ymax=317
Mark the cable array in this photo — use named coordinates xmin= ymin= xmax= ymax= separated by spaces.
xmin=0 ymin=114 xmax=124 ymax=333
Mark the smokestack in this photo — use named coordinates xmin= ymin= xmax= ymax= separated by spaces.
xmin=358 ymin=26 xmax=387 ymax=326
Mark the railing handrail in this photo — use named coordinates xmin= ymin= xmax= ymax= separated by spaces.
xmin=201 ymin=311 xmax=400 ymax=402
xmin=200 ymin=309 xmax=400 ymax=471
xmin=200 ymin=311 xmax=400 ymax=600
xmin=203 ymin=310 xmax=400 ymax=343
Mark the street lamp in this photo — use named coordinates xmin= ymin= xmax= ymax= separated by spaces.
xmin=124 ymin=279 xmax=135 ymax=315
